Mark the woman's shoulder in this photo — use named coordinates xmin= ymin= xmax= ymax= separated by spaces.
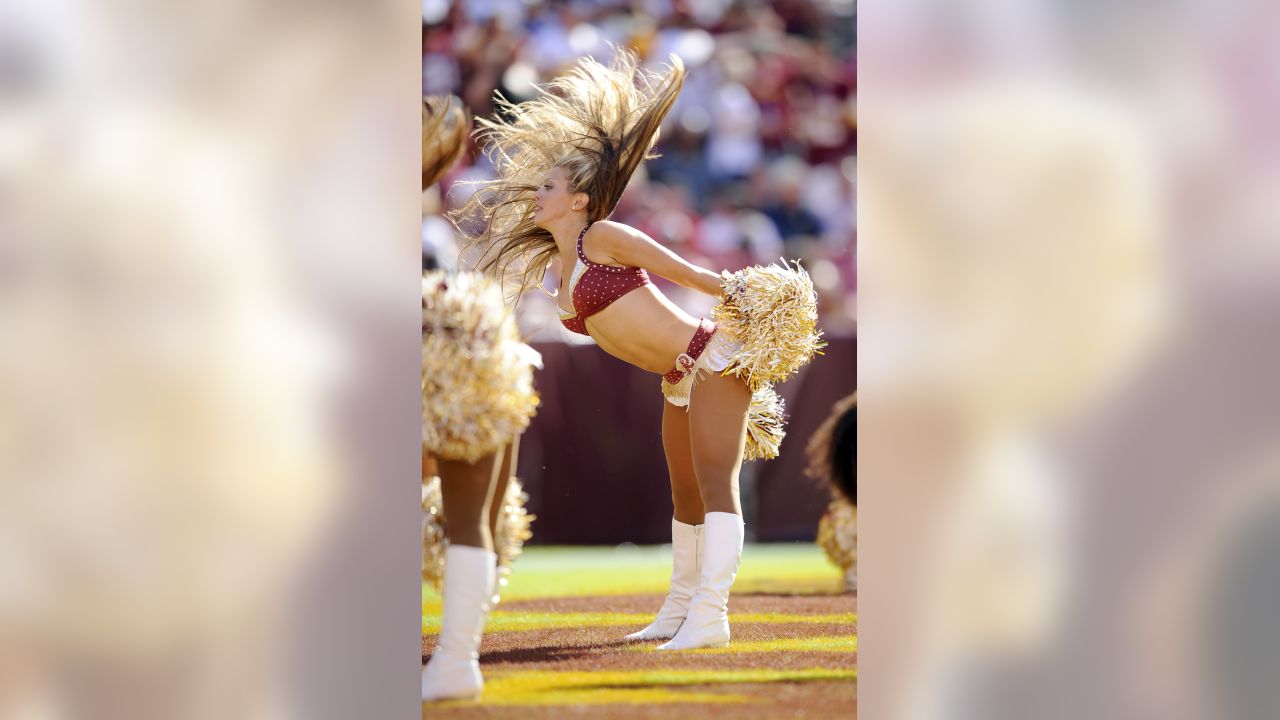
xmin=584 ymin=220 xmax=641 ymax=263
xmin=586 ymin=219 xmax=637 ymax=241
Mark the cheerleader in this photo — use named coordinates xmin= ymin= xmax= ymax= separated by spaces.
xmin=421 ymin=97 xmax=539 ymax=701
xmin=449 ymin=50 xmax=822 ymax=651
xmin=808 ymin=393 xmax=856 ymax=592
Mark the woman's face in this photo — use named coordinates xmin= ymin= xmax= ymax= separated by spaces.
xmin=533 ymin=166 xmax=585 ymax=227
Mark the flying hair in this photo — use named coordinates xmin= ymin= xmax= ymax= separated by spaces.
xmin=447 ymin=49 xmax=686 ymax=298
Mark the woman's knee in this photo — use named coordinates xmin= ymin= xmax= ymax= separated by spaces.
xmin=668 ymin=461 xmax=699 ymax=487
xmin=697 ymin=482 xmax=738 ymax=512
xmin=671 ymin=477 xmax=699 ymax=498
xmin=701 ymin=458 xmax=742 ymax=491
xmin=693 ymin=446 xmax=741 ymax=481
xmin=672 ymin=486 xmax=704 ymax=511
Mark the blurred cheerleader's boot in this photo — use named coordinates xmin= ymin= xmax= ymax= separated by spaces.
xmin=422 ymin=545 xmax=496 ymax=701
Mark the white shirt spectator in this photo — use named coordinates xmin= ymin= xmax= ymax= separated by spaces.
xmin=707 ymin=83 xmax=762 ymax=179
xmin=738 ymin=210 xmax=784 ymax=263
xmin=697 ymin=209 xmax=741 ymax=255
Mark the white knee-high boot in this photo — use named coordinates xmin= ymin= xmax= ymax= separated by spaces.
xmin=422 ymin=545 xmax=497 ymax=701
xmin=657 ymin=512 xmax=744 ymax=650
xmin=625 ymin=518 xmax=702 ymax=640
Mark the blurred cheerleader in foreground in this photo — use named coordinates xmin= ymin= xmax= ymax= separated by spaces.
xmin=808 ymin=393 xmax=857 ymax=592
xmin=450 ymin=50 xmax=823 ymax=651
xmin=421 ymin=96 xmax=540 ymax=702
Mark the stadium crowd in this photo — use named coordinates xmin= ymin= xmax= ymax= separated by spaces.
xmin=423 ymin=0 xmax=856 ymax=337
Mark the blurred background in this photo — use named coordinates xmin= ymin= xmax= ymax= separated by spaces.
xmin=422 ymin=0 xmax=857 ymax=544
xmin=0 ymin=1 xmax=422 ymax=717
xmin=4 ymin=0 xmax=1279 ymax=717
xmin=859 ymin=1 xmax=1280 ymax=719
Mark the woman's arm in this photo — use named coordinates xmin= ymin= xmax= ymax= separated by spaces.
xmin=588 ymin=220 xmax=723 ymax=296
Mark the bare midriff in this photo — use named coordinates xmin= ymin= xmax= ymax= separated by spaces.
xmin=582 ymin=283 xmax=701 ymax=374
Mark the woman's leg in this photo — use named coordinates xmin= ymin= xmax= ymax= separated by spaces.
xmin=659 ymin=373 xmax=751 ymax=651
xmin=687 ymin=374 xmax=751 ymax=516
xmin=438 ymin=453 xmax=500 ymax=550
xmin=485 ymin=439 xmax=518 ymax=606
xmin=487 ymin=440 xmax=517 ymax=540
xmin=624 ymin=401 xmax=706 ymax=641
xmin=424 ymin=453 xmax=501 ymax=701
xmin=662 ymin=399 xmax=706 ymax=525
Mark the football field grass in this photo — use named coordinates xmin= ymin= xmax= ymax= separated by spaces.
xmin=423 ymin=543 xmax=856 ymax=719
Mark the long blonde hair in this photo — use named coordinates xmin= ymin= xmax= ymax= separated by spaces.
xmin=448 ymin=50 xmax=685 ymax=296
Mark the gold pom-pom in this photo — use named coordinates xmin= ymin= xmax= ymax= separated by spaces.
xmin=744 ymin=384 xmax=787 ymax=461
xmin=423 ymin=271 xmax=541 ymax=463
xmin=421 ymin=474 xmax=536 ymax=600
xmin=712 ymin=260 xmax=826 ymax=387
xmin=816 ymin=496 xmax=857 ymax=593
xmin=422 ymin=475 xmax=446 ymax=591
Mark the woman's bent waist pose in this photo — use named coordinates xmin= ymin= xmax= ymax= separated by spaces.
xmin=549 ymin=218 xmax=717 ymax=375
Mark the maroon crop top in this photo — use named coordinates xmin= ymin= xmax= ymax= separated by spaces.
xmin=558 ymin=224 xmax=651 ymax=336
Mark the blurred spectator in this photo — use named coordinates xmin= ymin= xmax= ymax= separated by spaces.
xmin=762 ymin=156 xmax=825 ymax=246
xmin=648 ymin=126 xmax=714 ymax=212
xmin=695 ymin=186 xmax=748 ymax=258
xmin=707 ymin=80 xmax=763 ymax=181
